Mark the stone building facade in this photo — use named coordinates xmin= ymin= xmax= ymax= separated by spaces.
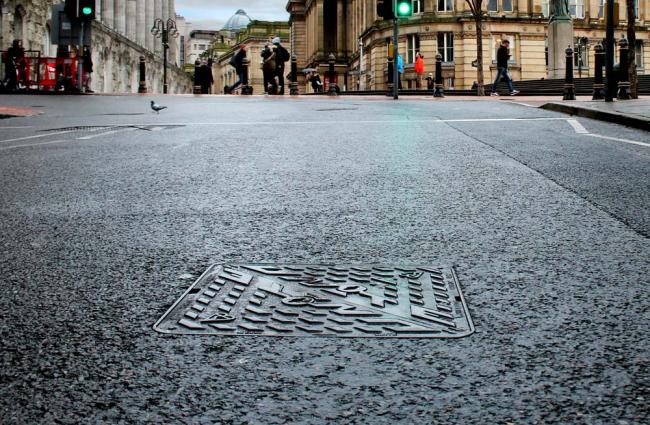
xmin=212 ymin=21 xmax=290 ymax=95
xmin=287 ymin=0 xmax=650 ymax=91
xmin=0 ymin=0 xmax=191 ymax=93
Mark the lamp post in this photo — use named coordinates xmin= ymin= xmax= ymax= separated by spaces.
xmin=150 ymin=18 xmax=179 ymax=94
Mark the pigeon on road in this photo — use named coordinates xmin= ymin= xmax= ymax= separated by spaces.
xmin=150 ymin=100 xmax=167 ymax=114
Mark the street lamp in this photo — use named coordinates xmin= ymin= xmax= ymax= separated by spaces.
xmin=151 ymin=18 xmax=179 ymax=94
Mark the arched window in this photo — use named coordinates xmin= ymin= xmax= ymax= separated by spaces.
xmin=43 ymin=24 xmax=52 ymax=56
xmin=14 ymin=5 xmax=27 ymax=45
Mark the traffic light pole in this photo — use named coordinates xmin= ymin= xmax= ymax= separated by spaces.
xmin=78 ymin=20 xmax=84 ymax=92
xmin=393 ymin=18 xmax=399 ymax=100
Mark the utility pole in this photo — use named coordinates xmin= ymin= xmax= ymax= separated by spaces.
xmin=605 ymin=0 xmax=615 ymax=102
xmin=393 ymin=18 xmax=399 ymax=100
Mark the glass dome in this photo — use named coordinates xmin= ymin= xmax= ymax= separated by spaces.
xmin=222 ymin=9 xmax=252 ymax=31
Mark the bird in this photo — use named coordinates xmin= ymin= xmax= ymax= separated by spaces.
xmin=150 ymin=100 xmax=167 ymax=114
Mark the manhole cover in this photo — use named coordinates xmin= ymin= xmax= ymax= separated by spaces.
xmin=154 ymin=264 xmax=474 ymax=338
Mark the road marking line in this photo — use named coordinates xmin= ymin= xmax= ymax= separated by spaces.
xmin=0 ymin=129 xmax=78 ymax=144
xmin=65 ymin=117 xmax=567 ymax=127
xmin=567 ymin=119 xmax=589 ymax=134
xmin=582 ymin=133 xmax=650 ymax=148
xmin=0 ymin=126 xmax=33 ymax=129
xmin=0 ymin=140 xmax=68 ymax=151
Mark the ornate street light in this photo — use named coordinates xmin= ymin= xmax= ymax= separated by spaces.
xmin=151 ymin=18 xmax=179 ymax=94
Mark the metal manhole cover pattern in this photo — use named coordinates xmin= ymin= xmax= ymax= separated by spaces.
xmin=154 ymin=265 xmax=474 ymax=338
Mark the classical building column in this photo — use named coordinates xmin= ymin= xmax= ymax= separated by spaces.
xmin=162 ymin=0 xmax=169 ymax=22
xmin=154 ymin=0 xmax=163 ymax=54
xmin=136 ymin=0 xmax=146 ymax=46
xmin=316 ymin=0 xmax=324 ymax=55
xmin=336 ymin=0 xmax=345 ymax=58
xmin=102 ymin=0 xmax=114 ymax=28
xmin=126 ymin=0 xmax=136 ymax=40
xmin=168 ymin=0 xmax=176 ymax=63
xmin=145 ymin=0 xmax=154 ymax=51
xmin=114 ymin=0 xmax=126 ymax=34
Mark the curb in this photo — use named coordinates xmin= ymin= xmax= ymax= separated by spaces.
xmin=541 ymin=102 xmax=650 ymax=132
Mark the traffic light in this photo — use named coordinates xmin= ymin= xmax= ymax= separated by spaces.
xmin=65 ymin=0 xmax=96 ymax=20
xmin=376 ymin=0 xmax=395 ymax=20
xmin=395 ymin=0 xmax=413 ymax=17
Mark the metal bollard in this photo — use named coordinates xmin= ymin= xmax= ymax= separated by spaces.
xmin=386 ymin=56 xmax=394 ymax=97
xmin=592 ymin=44 xmax=605 ymax=100
xmin=327 ymin=53 xmax=338 ymax=96
xmin=138 ymin=56 xmax=147 ymax=93
xmin=290 ymin=55 xmax=299 ymax=96
xmin=617 ymin=37 xmax=631 ymax=100
xmin=434 ymin=53 xmax=444 ymax=98
xmin=563 ymin=45 xmax=576 ymax=101
xmin=241 ymin=57 xmax=253 ymax=95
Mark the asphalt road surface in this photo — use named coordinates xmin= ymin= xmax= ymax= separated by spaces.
xmin=1 ymin=94 xmax=649 ymax=424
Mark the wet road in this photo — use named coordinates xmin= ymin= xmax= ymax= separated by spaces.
xmin=1 ymin=94 xmax=649 ymax=424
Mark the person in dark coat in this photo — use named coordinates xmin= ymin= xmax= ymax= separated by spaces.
xmin=261 ymin=43 xmax=277 ymax=94
xmin=4 ymin=39 xmax=26 ymax=91
xmin=491 ymin=39 xmax=519 ymax=96
xmin=308 ymin=71 xmax=323 ymax=93
xmin=272 ymin=37 xmax=289 ymax=95
xmin=224 ymin=44 xmax=247 ymax=94
xmin=200 ymin=60 xmax=213 ymax=94
xmin=82 ymin=46 xmax=94 ymax=93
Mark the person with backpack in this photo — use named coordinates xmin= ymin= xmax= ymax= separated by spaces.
xmin=261 ymin=43 xmax=278 ymax=95
xmin=272 ymin=37 xmax=289 ymax=95
xmin=224 ymin=44 xmax=247 ymax=94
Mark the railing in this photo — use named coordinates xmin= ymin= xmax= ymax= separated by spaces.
xmin=2 ymin=50 xmax=88 ymax=92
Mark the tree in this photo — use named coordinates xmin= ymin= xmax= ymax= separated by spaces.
xmin=465 ymin=0 xmax=486 ymax=96
xmin=626 ymin=0 xmax=638 ymax=98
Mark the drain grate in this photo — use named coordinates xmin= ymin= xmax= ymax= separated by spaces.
xmin=154 ymin=264 xmax=474 ymax=338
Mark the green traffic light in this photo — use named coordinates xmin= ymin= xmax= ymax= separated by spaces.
xmin=396 ymin=1 xmax=411 ymax=16
xmin=82 ymin=6 xmax=92 ymax=14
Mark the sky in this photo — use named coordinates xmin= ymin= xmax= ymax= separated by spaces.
xmin=175 ymin=0 xmax=290 ymax=30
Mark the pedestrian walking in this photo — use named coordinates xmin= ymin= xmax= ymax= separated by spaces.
xmin=261 ymin=43 xmax=278 ymax=94
xmin=396 ymin=53 xmax=404 ymax=90
xmin=3 ymin=39 xmax=26 ymax=91
xmin=82 ymin=46 xmax=94 ymax=93
xmin=272 ymin=37 xmax=289 ymax=95
xmin=491 ymin=39 xmax=519 ymax=96
xmin=414 ymin=52 xmax=425 ymax=89
xmin=224 ymin=44 xmax=247 ymax=94
xmin=200 ymin=60 xmax=213 ymax=94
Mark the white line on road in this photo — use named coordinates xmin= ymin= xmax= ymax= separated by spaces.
xmin=68 ymin=117 xmax=568 ymax=127
xmin=566 ymin=118 xmax=648 ymax=148
xmin=567 ymin=119 xmax=589 ymax=134
xmin=582 ymin=133 xmax=650 ymax=148
xmin=0 ymin=129 xmax=78 ymax=144
xmin=0 ymin=140 xmax=68 ymax=151
xmin=0 ymin=126 xmax=33 ymax=129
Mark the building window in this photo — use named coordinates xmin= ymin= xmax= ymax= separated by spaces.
xmin=542 ymin=0 xmax=550 ymax=16
xmin=437 ymin=32 xmax=454 ymax=62
xmin=569 ymin=0 xmax=584 ymax=18
xmin=492 ymin=35 xmax=516 ymax=63
xmin=503 ymin=0 xmax=513 ymax=11
xmin=634 ymin=0 xmax=639 ymax=18
xmin=599 ymin=0 xmax=604 ymax=18
xmin=180 ymin=36 xmax=185 ymax=65
xmin=412 ymin=0 xmax=423 ymax=13
xmin=636 ymin=41 xmax=644 ymax=68
xmin=488 ymin=0 xmax=498 ymax=12
xmin=574 ymin=37 xmax=589 ymax=71
xmin=407 ymin=34 xmax=420 ymax=63
xmin=438 ymin=0 xmax=453 ymax=12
